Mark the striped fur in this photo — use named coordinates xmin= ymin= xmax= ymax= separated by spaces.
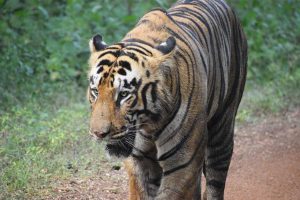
xmin=88 ymin=0 xmax=247 ymax=199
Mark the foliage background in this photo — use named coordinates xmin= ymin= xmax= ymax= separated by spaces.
xmin=0 ymin=0 xmax=299 ymax=198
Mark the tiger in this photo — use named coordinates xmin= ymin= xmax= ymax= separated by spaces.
xmin=87 ymin=0 xmax=247 ymax=199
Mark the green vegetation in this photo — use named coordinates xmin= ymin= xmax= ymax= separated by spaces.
xmin=233 ymin=0 xmax=300 ymax=121
xmin=0 ymin=0 xmax=299 ymax=198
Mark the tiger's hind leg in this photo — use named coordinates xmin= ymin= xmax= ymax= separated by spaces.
xmin=203 ymin=111 xmax=236 ymax=200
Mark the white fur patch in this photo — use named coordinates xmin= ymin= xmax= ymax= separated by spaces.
xmin=90 ymin=73 xmax=100 ymax=89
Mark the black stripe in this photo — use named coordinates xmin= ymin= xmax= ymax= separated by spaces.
xmin=131 ymin=153 xmax=143 ymax=160
xmin=207 ymin=122 xmax=234 ymax=159
xmin=207 ymin=180 xmax=225 ymax=190
xmin=98 ymin=51 xmax=120 ymax=59
xmin=141 ymin=83 xmax=152 ymax=110
xmin=211 ymin=163 xmax=230 ymax=171
xmin=148 ymin=177 xmax=161 ymax=187
xmin=208 ymin=114 xmax=229 ymax=139
xmin=105 ymin=47 xmax=120 ymax=50
xmin=125 ymin=47 xmax=149 ymax=56
xmin=149 ymin=8 xmax=168 ymax=14
xmin=89 ymin=76 xmax=94 ymax=84
xmin=150 ymin=82 xmax=157 ymax=103
xmin=138 ymin=131 xmax=153 ymax=140
xmin=98 ymin=59 xmax=114 ymax=66
xmin=163 ymin=131 xmax=206 ymax=176
xmin=114 ymin=42 xmax=125 ymax=48
xmin=130 ymin=95 xmax=138 ymax=108
xmin=118 ymin=68 xmax=127 ymax=76
xmin=129 ymin=79 xmax=142 ymax=108
xmin=131 ymin=153 xmax=156 ymax=162
xmin=208 ymin=132 xmax=233 ymax=157
xmin=119 ymin=61 xmax=132 ymax=71
xmin=120 ymin=51 xmax=139 ymax=63
xmin=207 ymin=146 xmax=233 ymax=167
xmin=146 ymin=70 xmax=150 ymax=78
xmin=171 ymin=12 xmax=205 ymax=46
xmin=122 ymin=38 xmax=154 ymax=48
xmin=158 ymin=92 xmax=203 ymax=161
xmin=132 ymin=109 xmax=161 ymax=122
xmin=96 ymin=66 xmax=104 ymax=74
xmin=123 ymin=80 xmax=132 ymax=89
xmin=124 ymin=44 xmax=153 ymax=56
xmin=140 ymin=82 xmax=158 ymax=109
xmin=103 ymin=72 xmax=109 ymax=78
xmin=175 ymin=20 xmax=208 ymax=74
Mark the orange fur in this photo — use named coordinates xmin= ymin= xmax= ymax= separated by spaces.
xmin=124 ymin=159 xmax=141 ymax=200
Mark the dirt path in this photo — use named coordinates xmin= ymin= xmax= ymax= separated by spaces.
xmin=49 ymin=108 xmax=300 ymax=200
xmin=226 ymin=109 xmax=300 ymax=200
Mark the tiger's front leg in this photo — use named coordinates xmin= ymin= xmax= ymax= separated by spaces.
xmin=124 ymin=158 xmax=141 ymax=200
xmin=126 ymin=154 xmax=163 ymax=200
xmin=155 ymin=126 xmax=207 ymax=200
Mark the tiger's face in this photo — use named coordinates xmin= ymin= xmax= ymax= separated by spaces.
xmin=88 ymin=35 xmax=176 ymax=157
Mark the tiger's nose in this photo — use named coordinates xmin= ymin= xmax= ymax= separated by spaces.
xmin=90 ymin=123 xmax=112 ymax=139
xmin=90 ymin=118 xmax=112 ymax=139
xmin=93 ymin=130 xmax=110 ymax=139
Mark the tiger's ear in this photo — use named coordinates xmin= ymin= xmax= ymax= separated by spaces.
xmin=89 ymin=34 xmax=108 ymax=53
xmin=156 ymin=36 xmax=176 ymax=55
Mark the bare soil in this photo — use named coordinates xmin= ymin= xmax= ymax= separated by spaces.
xmin=47 ymin=108 xmax=300 ymax=200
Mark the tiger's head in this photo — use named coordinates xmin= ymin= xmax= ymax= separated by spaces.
xmin=88 ymin=34 xmax=178 ymax=158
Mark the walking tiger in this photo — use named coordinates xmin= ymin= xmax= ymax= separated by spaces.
xmin=88 ymin=0 xmax=247 ymax=199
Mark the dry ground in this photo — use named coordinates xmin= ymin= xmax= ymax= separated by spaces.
xmin=47 ymin=108 xmax=300 ymax=200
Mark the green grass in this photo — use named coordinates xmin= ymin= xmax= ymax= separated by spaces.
xmin=236 ymin=66 xmax=300 ymax=123
xmin=0 ymin=87 xmax=110 ymax=199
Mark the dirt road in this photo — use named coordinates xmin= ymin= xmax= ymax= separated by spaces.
xmin=226 ymin=109 xmax=300 ymax=200
xmin=50 ymin=108 xmax=300 ymax=200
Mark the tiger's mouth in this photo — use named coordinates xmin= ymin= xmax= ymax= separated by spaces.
xmin=97 ymin=126 xmax=136 ymax=158
xmin=90 ymin=124 xmax=140 ymax=158
xmin=105 ymin=132 xmax=136 ymax=157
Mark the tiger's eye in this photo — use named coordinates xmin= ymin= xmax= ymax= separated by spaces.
xmin=120 ymin=91 xmax=129 ymax=98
